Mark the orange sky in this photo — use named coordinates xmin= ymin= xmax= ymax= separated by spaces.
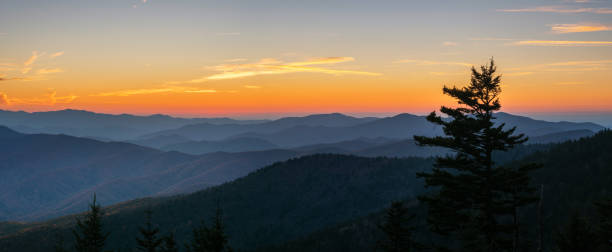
xmin=1 ymin=0 xmax=611 ymax=117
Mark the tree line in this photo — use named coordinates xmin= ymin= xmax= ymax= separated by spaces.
xmin=53 ymin=59 xmax=612 ymax=252
xmin=54 ymin=195 xmax=231 ymax=252
xmin=376 ymin=59 xmax=612 ymax=252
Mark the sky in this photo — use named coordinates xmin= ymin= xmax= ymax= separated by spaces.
xmin=1 ymin=0 xmax=612 ymax=123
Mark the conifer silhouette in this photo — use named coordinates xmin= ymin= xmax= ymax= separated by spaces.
xmin=136 ymin=209 xmax=162 ymax=252
xmin=377 ymin=201 xmax=418 ymax=252
xmin=414 ymin=58 xmax=539 ymax=252
xmin=73 ymin=194 xmax=110 ymax=252
xmin=186 ymin=204 xmax=232 ymax=252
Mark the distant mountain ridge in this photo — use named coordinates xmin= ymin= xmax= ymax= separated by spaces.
xmin=0 ymin=127 xmax=300 ymax=221
xmin=0 ymin=109 xmax=268 ymax=140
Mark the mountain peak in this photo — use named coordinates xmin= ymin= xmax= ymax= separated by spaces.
xmin=0 ymin=125 xmax=23 ymax=138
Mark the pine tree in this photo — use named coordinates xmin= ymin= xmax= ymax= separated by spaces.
xmin=136 ymin=209 xmax=162 ymax=252
xmin=54 ymin=234 xmax=70 ymax=252
xmin=186 ymin=204 xmax=232 ymax=252
xmin=594 ymin=197 xmax=612 ymax=251
xmin=555 ymin=213 xmax=597 ymax=252
xmin=377 ymin=201 xmax=417 ymax=252
xmin=160 ymin=233 xmax=179 ymax=252
xmin=73 ymin=194 xmax=110 ymax=252
xmin=413 ymin=59 xmax=539 ymax=252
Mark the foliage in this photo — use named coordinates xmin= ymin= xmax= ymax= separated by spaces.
xmin=594 ymin=197 xmax=612 ymax=251
xmin=160 ymin=233 xmax=179 ymax=252
xmin=555 ymin=213 xmax=597 ymax=252
xmin=136 ymin=209 xmax=163 ymax=252
xmin=377 ymin=201 xmax=418 ymax=252
xmin=73 ymin=194 xmax=110 ymax=252
xmin=414 ymin=59 xmax=539 ymax=252
xmin=186 ymin=205 xmax=232 ymax=252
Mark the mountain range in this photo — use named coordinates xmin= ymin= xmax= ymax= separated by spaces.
xmin=0 ymin=110 xmax=605 ymax=221
xmin=2 ymin=130 xmax=611 ymax=251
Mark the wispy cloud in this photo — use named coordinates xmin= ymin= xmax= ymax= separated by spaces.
xmin=1 ymin=51 xmax=65 ymax=82
xmin=551 ymin=23 xmax=612 ymax=33
xmin=503 ymin=60 xmax=612 ymax=76
xmin=184 ymin=89 xmax=217 ymax=93
xmin=545 ymin=60 xmax=612 ymax=66
xmin=504 ymin=71 xmax=535 ymax=77
xmin=442 ymin=41 xmax=458 ymax=46
xmin=95 ymin=86 xmax=223 ymax=97
xmin=49 ymin=51 xmax=65 ymax=58
xmin=428 ymin=71 xmax=465 ymax=76
xmin=515 ymin=40 xmax=612 ymax=46
xmin=469 ymin=37 xmax=514 ymax=41
xmin=225 ymin=58 xmax=248 ymax=62
xmin=498 ymin=6 xmax=612 ymax=14
xmin=244 ymin=85 xmax=261 ymax=89
xmin=37 ymin=68 xmax=64 ymax=74
xmin=0 ymin=91 xmax=77 ymax=106
xmin=24 ymin=51 xmax=41 ymax=66
xmin=395 ymin=59 xmax=472 ymax=67
xmin=173 ymin=56 xmax=380 ymax=83
xmin=0 ymin=93 xmax=9 ymax=105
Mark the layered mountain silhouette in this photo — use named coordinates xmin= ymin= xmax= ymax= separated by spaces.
xmin=0 ymin=127 xmax=300 ymax=221
xmin=3 ymin=131 xmax=612 ymax=251
xmin=0 ymin=109 xmax=267 ymax=140
xmin=134 ymin=112 xmax=604 ymax=152
xmin=0 ymin=110 xmax=604 ymax=221
xmin=0 ymin=154 xmax=433 ymax=251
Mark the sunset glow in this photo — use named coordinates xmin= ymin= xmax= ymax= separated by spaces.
xmin=1 ymin=0 xmax=611 ymax=117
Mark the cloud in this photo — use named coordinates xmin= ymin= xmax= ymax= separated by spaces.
xmin=502 ymin=60 xmax=612 ymax=76
xmin=97 ymin=88 xmax=176 ymax=97
xmin=469 ymin=37 xmax=514 ymax=41
xmin=23 ymin=51 xmax=40 ymax=66
xmin=498 ymin=6 xmax=612 ymax=14
xmin=551 ymin=23 xmax=612 ymax=33
xmin=504 ymin=71 xmax=534 ymax=77
xmin=395 ymin=59 xmax=472 ymax=67
xmin=545 ymin=60 xmax=612 ymax=66
xmin=0 ymin=76 xmax=31 ymax=82
xmin=286 ymin=57 xmax=355 ymax=66
xmin=184 ymin=89 xmax=217 ymax=93
xmin=244 ymin=85 xmax=261 ymax=89
xmin=0 ymin=93 xmax=9 ymax=105
xmin=2 ymin=91 xmax=77 ymax=106
xmin=95 ymin=86 xmax=221 ymax=97
xmin=49 ymin=51 xmax=65 ymax=58
xmin=0 ymin=51 xmax=65 ymax=81
xmin=174 ymin=56 xmax=380 ymax=82
xmin=225 ymin=58 xmax=248 ymax=62
xmin=428 ymin=72 xmax=465 ymax=76
xmin=37 ymin=68 xmax=64 ymax=74
xmin=442 ymin=41 xmax=458 ymax=46
xmin=514 ymin=40 xmax=612 ymax=46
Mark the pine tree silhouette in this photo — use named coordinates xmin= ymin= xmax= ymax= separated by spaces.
xmin=595 ymin=197 xmax=612 ymax=251
xmin=136 ymin=209 xmax=162 ymax=252
xmin=53 ymin=234 xmax=70 ymax=252
xmin=555 ymin=213 xmax=597 ymax=252
xmin=414 ymin=58 xmax=539 ymax=252
xmin=73 ymin=194 xmax=110 ymax=252
xmin=186 ymin=204 xmax=232 ymax=252
xmin=377 ymin=201 xmax=417 ymax=252
xmin=160 ymin=233 xmax=179 ymax=252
